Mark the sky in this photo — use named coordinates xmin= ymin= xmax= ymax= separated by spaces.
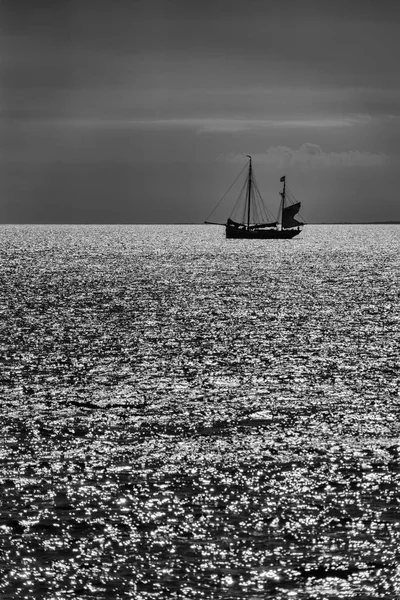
xmin=1 ymin=0 xmax=400 ymax=223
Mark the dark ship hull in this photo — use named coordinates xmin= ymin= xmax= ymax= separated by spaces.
xmin=226 ymin=226 xmax=301 ymax=239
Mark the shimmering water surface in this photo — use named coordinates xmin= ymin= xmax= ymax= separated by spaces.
xmin=0 ymin=224 xmax=399 ymax=599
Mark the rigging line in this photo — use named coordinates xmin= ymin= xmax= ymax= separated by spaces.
xmin=239 ymin=177 xmax=249 ymax=223
xmin=240 ymin=184 xmax=247 ymax=224
xmin=251 ymin=175 xmax=262 ymax=220
xmin=284 ymin=187 xmax=296 ymax=202
xmin=275 ymin=200 xmax=281 ymax=224
xmin=297 ymin=207 xmax=307 ymax=225
xmin=253 ymin=189 xmax=264 ymax=223
xmin=250 ymin=177 xmax=261 ymax=223
xmin=250 ymin=188 xmax=257 ymax=223
xmin=231 ymin=179 xmax=248 ymax=222
xmin=284 ymin=186 xmax=307 ymax=225
xmin=258 ymin=193 xmax=268 ymax=223
xmin=258 ymin=188 xmax=272 ymax=222
xmin=259 ymin=195 xmax=271 ymax=222
xmin=252 ymin=172 xmax=274 ymax=221
xmin=204 ymin=161 xmax=249 ymax=222
xmin=253 ymin=178 xmax=272 ymax=222
xmin=251 ymin=189 xmax=258 ymax=223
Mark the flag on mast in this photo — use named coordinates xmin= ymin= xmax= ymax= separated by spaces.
xmin=280 ymin=176 xmax=286 ymax=182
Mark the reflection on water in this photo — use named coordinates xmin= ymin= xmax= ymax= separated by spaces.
xmin=0 ymin=224 xmax=399 ymax=598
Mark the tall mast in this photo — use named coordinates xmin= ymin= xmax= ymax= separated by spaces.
xmin=280 ymin=176 xmax=286 ymax=230
xmin=246 ymin=155 xmax=252 ymax=230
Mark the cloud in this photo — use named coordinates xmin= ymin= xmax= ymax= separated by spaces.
xmin=127 ymin=116 xmax=368 ymax=133
xmin=195 ymin=118 xmax=358 ymax=133
xmin=3 ymin=112 xmax=373 ymax=132
xmin=223 ymin=143 xmax=387 ymax=168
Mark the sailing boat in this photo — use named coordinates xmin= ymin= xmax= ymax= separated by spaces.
xmin=205 ymin=155 xmax=304 ymax=239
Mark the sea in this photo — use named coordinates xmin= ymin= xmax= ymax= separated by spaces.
xmin=0 ymin=224 xmax=399 ymax=600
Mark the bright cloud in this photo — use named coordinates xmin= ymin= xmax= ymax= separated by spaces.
xmin=128 ymin=117 xmax=367 ymax=133
xmin=223 ymin=143 xmax=387 ymax=168
xmin=12 ymin=115 xmax=373 ymax=133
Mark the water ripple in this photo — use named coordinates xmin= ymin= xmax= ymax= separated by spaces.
xmin=0 ymin=224 xmax=399 ymax=599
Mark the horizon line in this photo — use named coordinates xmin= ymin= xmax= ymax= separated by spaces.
xmin=0 ymin=221 xmax=399 ymax=226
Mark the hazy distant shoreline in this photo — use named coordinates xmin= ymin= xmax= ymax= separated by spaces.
xmin=183 ymin=221 xmax=400 ymax=225
xmin=304 ymin=221 xmax=400 ymax=225
xmin=1 ymin=222 xmax=399 ymax=226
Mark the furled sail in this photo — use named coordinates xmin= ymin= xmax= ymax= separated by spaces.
xmin=249 ymin=222 xmax=277 ymax=230
xmin=227 ymin=217 xmax=244 ymax=228
xmin=282 ymin=202 xmax=302 ymax=229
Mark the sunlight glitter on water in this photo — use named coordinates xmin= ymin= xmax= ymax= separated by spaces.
xmin=0 ymin=224 xmax=399 ymax=599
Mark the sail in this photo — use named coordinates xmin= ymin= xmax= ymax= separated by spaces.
xmin=282 ymin=202 xmax=302 ymax=228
